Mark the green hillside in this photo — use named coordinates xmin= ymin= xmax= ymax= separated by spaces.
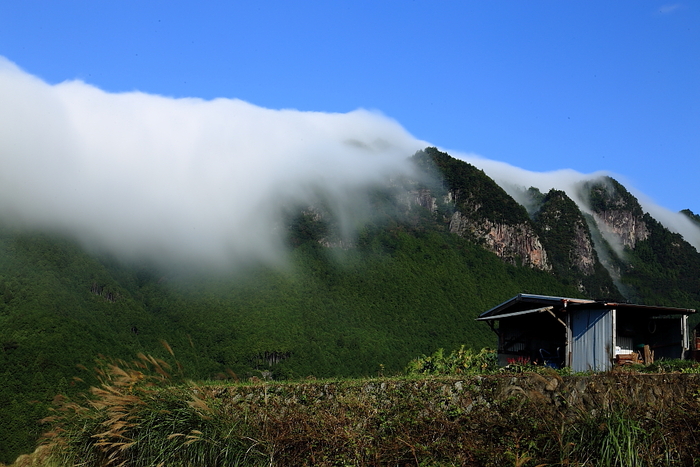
xmin=624 ymin=213 xmax=700 ymax=308
xmin=2 ymin=149 xmax=700 ymax=462
xmin=0 ymin=224 xmax=578 ymax=461
xmin=681 ymin=208 xmax=700 ymax=225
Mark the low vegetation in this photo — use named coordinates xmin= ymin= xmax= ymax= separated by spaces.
xmin=1 ymin=349 xmax=698 ymax=467
xmin=405 ymin=345 xmax=500 ymax=376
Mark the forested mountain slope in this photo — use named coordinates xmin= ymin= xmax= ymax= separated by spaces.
xmin=1 ymin=147 xmax=699 ymax=462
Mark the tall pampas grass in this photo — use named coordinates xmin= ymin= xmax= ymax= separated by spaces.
xmin=40 ymin=346 xmax=261 ymax=467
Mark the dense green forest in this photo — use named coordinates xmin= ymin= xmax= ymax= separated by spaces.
xmin=1 ymin=148 xmax=700 ymax=462
xmin=0 ymin=223 xmax=577 ymax=461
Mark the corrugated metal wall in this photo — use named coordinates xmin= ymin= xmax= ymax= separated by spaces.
xmin=570 ymin=308 xmax=613 ymax=372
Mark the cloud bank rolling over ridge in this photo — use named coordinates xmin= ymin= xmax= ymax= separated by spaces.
xmin=0 ymin=57 xmax=425 ymax=267
xmin=1 ymin=56 xmax=698 ymax=269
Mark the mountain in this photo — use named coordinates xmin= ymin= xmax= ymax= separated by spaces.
xmin=1 ymin=147 xmax=699 ymax=462
xmin=681 ymin=209 xmax=700 ymax=225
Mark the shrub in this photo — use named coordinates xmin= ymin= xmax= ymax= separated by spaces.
xmin=406 ymin=346 xmax=498 ymax=376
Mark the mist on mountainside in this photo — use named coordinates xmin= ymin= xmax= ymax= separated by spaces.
xmin=1 ymin=55 xmax=699 ymax=273
xmin=0 ymin=57 xmax=426 ymax=269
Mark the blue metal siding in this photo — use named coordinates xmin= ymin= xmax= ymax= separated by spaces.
xmin=570 ymin=309 xmax=613 ymax=372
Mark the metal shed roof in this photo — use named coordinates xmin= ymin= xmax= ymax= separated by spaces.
xmin=477 ymin=294 xmax=695 ymax=321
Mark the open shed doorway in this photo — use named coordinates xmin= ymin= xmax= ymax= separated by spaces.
xmin=497 ymin=311 xmax=566 ymax=368
xmin=615 ymin=309 xmax=688 ymax=362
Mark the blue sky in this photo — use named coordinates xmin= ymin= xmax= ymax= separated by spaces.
xmin=1 ymin=1 xmax=698 ymax=214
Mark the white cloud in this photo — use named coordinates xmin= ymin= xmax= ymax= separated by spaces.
xmin=2 ymin=56 xmax=697 ymax=271
xmin=0 ymin=57 xmax=425 ymax=268
xmin=446 ymin=150 xmax=607 ymax=209
xmin=630 ymin=191 xmax=700 ymax=251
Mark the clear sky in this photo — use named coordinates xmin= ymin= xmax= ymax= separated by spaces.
xmin=1 ymin=0 xmax=698 ymax=214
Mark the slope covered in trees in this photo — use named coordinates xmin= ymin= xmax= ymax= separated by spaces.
xmin=1 ymin=148 xmax=700 ymax=462
xmin=0 ymin=224 xmax=578 ymax=461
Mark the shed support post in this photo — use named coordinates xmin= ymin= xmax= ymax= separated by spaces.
xmin=565 ymin=312 xmax=572 ymax=368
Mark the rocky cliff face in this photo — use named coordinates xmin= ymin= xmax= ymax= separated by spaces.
xmin=534 ymin=190 xmax=597 ymax=277
xmin=403 ymin=183 xmax=552 ymax=271
xmin=408 ymin=148 xmax=554 ymax=272
xmin=411 ymin=189 xmax=439 ymax=213
xmin=593 ymin=209 xmax=649 ymax=250
xmin=570 ymin=222 xmax=596 ymax=275
xmin=512 ymin=188 xmax=620 ymax=298
xmin=584 ymin=177 xmax=649 ymax=251
xmin=449 ymin=211 xmax=551 ymax=271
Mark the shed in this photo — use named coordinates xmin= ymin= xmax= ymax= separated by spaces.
xmin=477 ymin=294 xmax=695 ymax=372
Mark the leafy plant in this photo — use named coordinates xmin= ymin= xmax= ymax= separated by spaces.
xmin=406 ymin=346 xmax=498 ymax=376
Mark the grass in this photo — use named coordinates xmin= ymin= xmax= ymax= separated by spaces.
xmin=40 ymin=352 xmax=264 ymax=467
xmin=561 ymin=410 xmax=647 ymax=467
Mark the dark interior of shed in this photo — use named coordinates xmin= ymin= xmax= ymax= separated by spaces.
xmin=496 ymin=312 xmax=566 ymax=367
xmin=615 ymin=309 xmax=685 ymax=361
